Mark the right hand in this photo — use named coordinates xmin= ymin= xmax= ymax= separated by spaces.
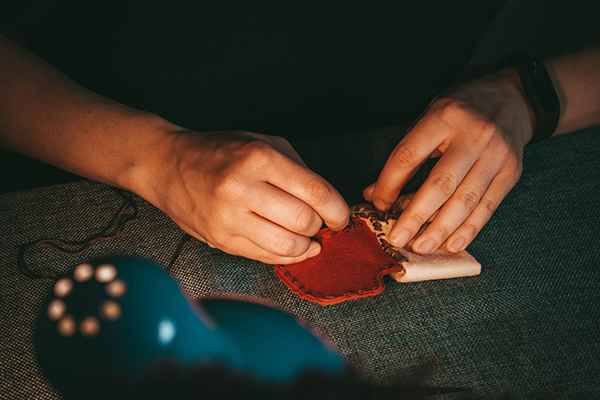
xmin=363 ymin=70 xmax=532 ymax=256
xmin=141 ymin=130 xmax=349 ymax=264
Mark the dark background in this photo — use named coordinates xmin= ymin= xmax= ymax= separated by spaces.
xmin=1 ymin=0 xmax=599 ymax=195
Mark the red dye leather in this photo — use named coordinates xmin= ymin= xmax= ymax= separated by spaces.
xmin=274 ymin=219 xmax=405 ymax=305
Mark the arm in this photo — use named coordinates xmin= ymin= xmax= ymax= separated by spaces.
xmin=0 ymin=33 xmax=349 ymax=264
xmin=365 ymin=46 xmax=600 ymax=255
xmin=548 ymin=46 xmax=600 ymax=135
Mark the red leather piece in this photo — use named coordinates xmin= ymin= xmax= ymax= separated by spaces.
xmin=274 ymin=219 xmax=404 ymax=305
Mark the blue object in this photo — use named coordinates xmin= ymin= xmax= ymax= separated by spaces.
xmin=203 ymin=297 xmax=346 ymax=383
xmin=36 ymin=257 xmax=346 ymax=395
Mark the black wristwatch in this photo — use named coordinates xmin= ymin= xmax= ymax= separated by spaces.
xmin=497 ymin=52 xmax=561 ymax=144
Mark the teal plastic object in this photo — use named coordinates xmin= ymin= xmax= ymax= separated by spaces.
xmin=203 ymin=297 xmax=346 ymax=383
xmin=36 ymin=257 xmax=241 ymax=393
xmin=36 ymin=257 xmax=345 ymax=395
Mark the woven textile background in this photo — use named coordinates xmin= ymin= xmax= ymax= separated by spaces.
xmin=1 ymin=125 xmax=599 ymax=399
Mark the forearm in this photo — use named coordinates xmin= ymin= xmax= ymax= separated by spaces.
xmin=546 ymin=45 xmax=600 ymax=135
xmin=0 ymin=34 xmax=180 ymax=192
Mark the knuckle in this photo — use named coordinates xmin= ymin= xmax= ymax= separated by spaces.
xmin=269 ymin=136 xmax=292 ymax=150
xmin=405 ymin=212 xmax=427 ymax=231
xmin=430 ymin=171 xmax=459 ymax=197
xmin=474 ymin=120 xmax=498 ymax=143
xmin=213 ymin=174 xmax=244 ymax=199
xmin=495 ymin=139 xmax=512 ymax=157
xmin=271 ymin=235 xmax=298 ymax=256
xmin=436 ymin=98 xmax=476 ymax=125
xmin=293 ymin=207 xmax=317 ymax=233
xmin=391 ymin=144 xmax=419 ymax=169
xmin=240 ymin=140 xmax=272 ymax=167
xmin=436 ymin=99 xmax=499 ymax=143
xmin=459 ymin=188 xmax=481 ymax=210
xmin=305 ymin=178 xmax=333 ymax=206
xmin=435 ymin=98 xmax=463 ymax=120
xmin=433 ymin=224 xmax=451 ymax=240
xmin=481 ymin=198 xmax=499 ymax=214
xmin=462 ymin=222 xmax=480 ymax=238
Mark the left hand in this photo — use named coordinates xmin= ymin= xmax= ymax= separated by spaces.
xmin=363 ymin=69 xmax=536 ymax=255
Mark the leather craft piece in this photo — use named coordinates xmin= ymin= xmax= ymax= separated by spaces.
xmin=275 ymin=220 xmax=406 ymax=305
xmin=355 ymin=198 xmax=481 ymax=284
xmin=275 ymin=193 xmax=481 ymax=306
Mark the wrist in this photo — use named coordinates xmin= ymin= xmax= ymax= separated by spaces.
xmin=497 ymin=54 xmax=561 ymax=144
xmin=493 ymin=68 xmax=537 ymax=145
xmin=111 ymin=113 xmax=185 ymax=199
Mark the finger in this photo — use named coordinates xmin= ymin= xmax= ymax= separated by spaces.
xmin=410 ymin=149 xmax=507 ymax=254
xmin=256 ymin=133 xmax=308 ymax=167
xmin=221 ymin=234 xmax=322 ymax=265
xmin=266 ymin=152 xmax=350 ymax=231
xmin=249 ymin=181 xmax=323 ymax=237
xmin=388 ymin=134 xmax=488 ymax=248
xmin=444 ymin=165 xmax=520 ymax=253
xmin=363 ymin=183 xmax=375 ymax=202
xmin=371 ymin=116 xmax=448 ymax=211
xmin=177 ymin=218 xmax=320 ymax=263
xmin=238 ymin=211 xmax=317 ymax=257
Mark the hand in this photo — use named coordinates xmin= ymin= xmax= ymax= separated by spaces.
xmin=142 ymin=130 xmax=349 ymax=264
xmin=363 ymin=69 xmax=535 ymax=255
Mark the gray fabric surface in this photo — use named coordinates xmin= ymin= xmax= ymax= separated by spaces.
xmin=1 ymin=125 xmax=599 ymax=399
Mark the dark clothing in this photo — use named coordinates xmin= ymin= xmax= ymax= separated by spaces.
xmin=0 ymin=0 xmax=504 ymax=194
xmin=18 ymin=0 xmax=504 ymax=141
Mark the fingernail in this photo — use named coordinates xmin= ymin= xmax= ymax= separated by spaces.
xmin=391 ymin=230 xmax=411 ymax=247
xmin=308 ymin=242 xmax=321 ymax=258
xmin=418 ymin=239 xmax=435 ymax=255
xmin=449 ymin=237 xmax=466 ymax=252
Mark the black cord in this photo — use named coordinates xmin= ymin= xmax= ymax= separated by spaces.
xmin=17 ymin=189 xmax=138 ymax=280
xmin=167 ymin=234 xmax=197 ymax=271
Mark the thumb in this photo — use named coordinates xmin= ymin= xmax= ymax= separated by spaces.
xmin=363 ymin=183 xmax=376 ymax=202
